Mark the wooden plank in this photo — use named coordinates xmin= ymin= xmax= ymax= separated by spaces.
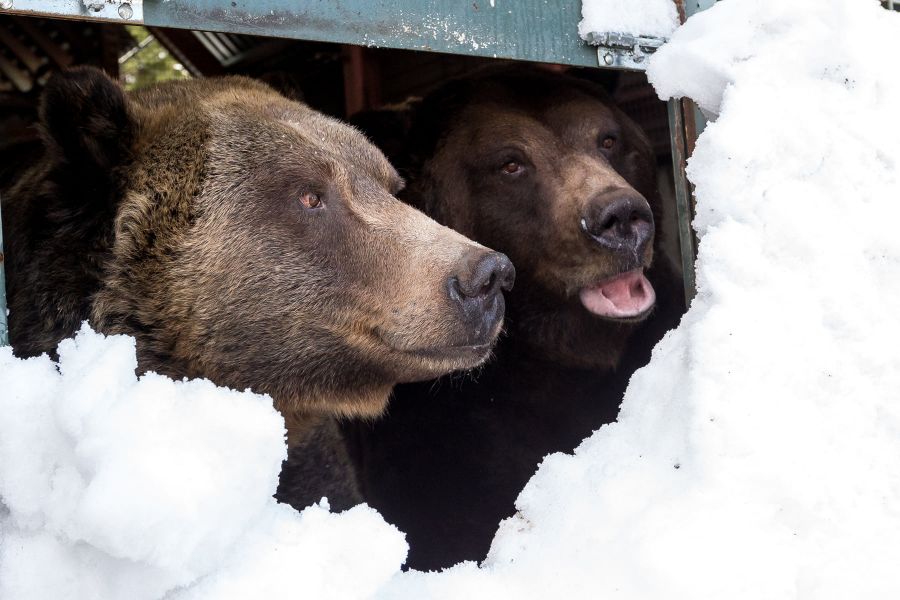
xmin=14 ymin=17 xmax=74 ymax=69
xmin=0 ymin=22 xmax=44 ymax=72
xmin=0 ymin=51 xmax=32 ymax=91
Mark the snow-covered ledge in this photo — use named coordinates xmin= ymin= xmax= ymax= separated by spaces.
xmin=578 ymin=0 xmax=679 ymax=69
xmin=3 ymin=1 xmax=900 ymax=598
xmin=578 ymin=0 xmax=679 ymax=40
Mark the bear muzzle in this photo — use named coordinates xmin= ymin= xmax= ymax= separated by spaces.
xmin=577 ymin=192 xmax=656 ymax=320
xmin=447 ymin=251 xmax=516 ymax=347
xmin=580 ymin=193 xmax=654 ymax=259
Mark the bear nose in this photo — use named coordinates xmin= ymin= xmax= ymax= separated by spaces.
xmin=581 ymin=194 xmax=654 ymax=255
xmin=448 ymin=251 xmax=516 ymax=345
xmin=455 ymin=251 xmax=515 ymax=299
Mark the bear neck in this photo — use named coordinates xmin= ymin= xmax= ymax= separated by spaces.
xmin=504 ymin=288 xmax=638 ymax=372
xmin=278 ymin=383 xmax=395 ymax=448
xmin=283 ymin=410 xmax=332 ymax=447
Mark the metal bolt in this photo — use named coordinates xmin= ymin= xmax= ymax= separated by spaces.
xmin=118 ymin=2 xmax=133 ymax=19
xmin=87 ymin=2 xmax=104 ymax=11
xmin=0 ymin=0 xmax=12 ymax=9
xmin=603 ymin=53 xmax=614 ymax=66
xmin=633 ymin=43 xmax=645 ymax=63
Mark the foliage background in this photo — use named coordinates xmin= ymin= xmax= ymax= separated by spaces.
xmin=120 ymin=26 xmax=191 ymax=90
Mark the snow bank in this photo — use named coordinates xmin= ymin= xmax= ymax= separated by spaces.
xmin=579 ymin=0 xmax=679 ymax=40
xmin=4 ymin=1 xmax=900 ymax=598
xmin=383 ymin=0 xmax=900 ymax=597
xmin=0 ymin=325 xmax=406 ymax=600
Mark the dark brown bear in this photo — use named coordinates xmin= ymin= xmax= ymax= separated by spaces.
xmin=350 ymin=67 xmax=685 ymax=568
xmin=0 ymin=67 xmax=514 ymax=510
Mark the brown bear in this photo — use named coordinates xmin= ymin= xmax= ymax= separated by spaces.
xmin=0 ymin=67 xmax=514 ymax=510
xmin=349 ymin=66 xmax=686 ymax=568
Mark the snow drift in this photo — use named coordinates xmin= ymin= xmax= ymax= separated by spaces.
xmin=3 ymin=0 xmax=900 ymax=598
xmin=0 ymin=326 xmax=406 ymax=600
xmin=390 ymin=0 xmax=900 ymax=596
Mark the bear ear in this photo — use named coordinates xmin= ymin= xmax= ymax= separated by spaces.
xmin=39 ymin=66 xmax=134 ymax=172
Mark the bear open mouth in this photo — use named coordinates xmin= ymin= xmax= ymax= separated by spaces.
xmin=579 ymin=268 xmax=656 ymax=319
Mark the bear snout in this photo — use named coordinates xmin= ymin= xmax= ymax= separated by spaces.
xmin=447 ymin=251 xmax=515 ymax=346
xmin=580 ymin=192 xmax=654 ymax=259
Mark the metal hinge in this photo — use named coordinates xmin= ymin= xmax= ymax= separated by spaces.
xmin=583 ymin=32 xmax=666 ymax=71
xmin=0 ymin=0 xmax=143 ymax=23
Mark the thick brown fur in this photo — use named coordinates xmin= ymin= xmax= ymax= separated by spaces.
xmin=1 ymin=67 xmax=506 ymax=510
xmin=348 ymin=66 xmax=686 ymax=567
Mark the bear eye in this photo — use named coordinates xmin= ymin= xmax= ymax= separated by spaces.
xmin=600 ymin=136 xmax=617 ymax=150
xmin=501 ymin=161 xmax=523 ymax=175
xmin=299 ymin=192 xmax=322 ymax=209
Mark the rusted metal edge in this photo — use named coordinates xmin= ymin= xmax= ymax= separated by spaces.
xmin=0 ymin=194 xmax=8 ymax=347
xmin=668 ymin=98 xmax=697 ymax=306
xmin=665 ymin=0 xmax=712 ymax=306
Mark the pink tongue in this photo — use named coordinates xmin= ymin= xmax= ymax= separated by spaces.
xmin=579 ymin=269 xmax=656 ymax=318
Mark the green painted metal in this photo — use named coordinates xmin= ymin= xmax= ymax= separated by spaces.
xmin=684 ymin=0 xmax=717 ymax=18
xmin=142 ymin=0 xmax=598 ymax=67
xmin=0 ymin=195 xmax=7 ymax=347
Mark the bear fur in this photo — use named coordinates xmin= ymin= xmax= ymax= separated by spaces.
xmin=0 ymin=67 xmax=511 ymax=510
xmin=349 ymin=67 xmax=686 ymax=567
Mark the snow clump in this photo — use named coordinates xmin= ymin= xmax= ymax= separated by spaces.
xmin=0 ymin=325 xmax=406 ymax=600
xmin=579 ymin=0 xmax=680 ymax=40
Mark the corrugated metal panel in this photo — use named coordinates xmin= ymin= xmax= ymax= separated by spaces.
xmin=190 ymin=29 xmax=266 ymax=67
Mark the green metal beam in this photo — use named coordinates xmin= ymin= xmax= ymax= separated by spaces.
xmin=1 ymin=1 xmax=671 ymax=69
xmin=140 ymin=0 xmax=596 ymax=66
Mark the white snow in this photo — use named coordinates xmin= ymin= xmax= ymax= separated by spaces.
xmin=385 ymin=0 xmax=900 ymax=596
xmin=3 ymin=0 xmax=900 ymax=597
xmin=579 ymin=0 xmax=679 ymax=40
xmin=0 ymin=325 xmax=406 ymax=600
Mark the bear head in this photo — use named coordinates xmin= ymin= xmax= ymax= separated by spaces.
xmin=399 ymin=67 xmax=664 ymax=370
xmin=10 ymin=67 xmax=515 ymax=425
